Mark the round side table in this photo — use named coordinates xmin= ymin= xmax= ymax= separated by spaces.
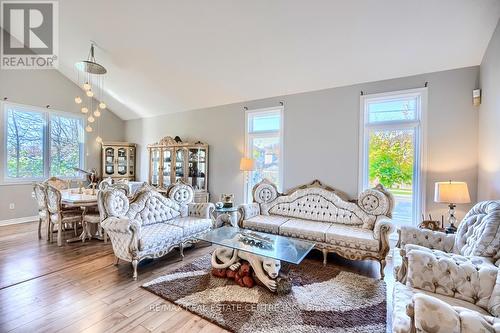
xmin=212 ymin=207 xmax=239 ymax=227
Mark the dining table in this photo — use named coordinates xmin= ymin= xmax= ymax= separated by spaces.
xmin=60 ymin=189 xmax=101 ymax=243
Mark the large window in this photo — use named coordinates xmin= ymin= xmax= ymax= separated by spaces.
xmin=3 ymin=102 xmax=84 ymax=182
xmin=245 ymin=107 xmax=283 ymax=202
xmin=359 ymin=89 xmax=427 ymax=225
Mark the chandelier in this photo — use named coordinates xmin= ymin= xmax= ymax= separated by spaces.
xmin=74 ymin=43 xmax=107 ymax=143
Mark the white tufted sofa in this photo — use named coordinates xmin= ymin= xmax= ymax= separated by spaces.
xmin=238 ymin=179 xmax=394 ymax=278
xmin=393 ymin=200 xmax=500 ymax=332
xmin=101 ymin=181 xmax=214 ymax=279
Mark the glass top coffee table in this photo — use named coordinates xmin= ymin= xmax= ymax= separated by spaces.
xmin=196 ymin=226 xmax=316 ymax=292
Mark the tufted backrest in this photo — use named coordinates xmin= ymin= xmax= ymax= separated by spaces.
xmin=167 ymin=180 xmax=194 ymax=206
xmin=103 ymin=188 xmax=183 ymax=226
xmin=255 ymin=179 xmax=393 ymax=229
xmin=407 ymin=249 xmax=498 ymax=312
xmin=33 ymin=183 xmax=47 ymax=212
xmin=455 ymin=201 xmax=500 ymax=258
xmin=45 ymin=185 xmax=62 ymax=215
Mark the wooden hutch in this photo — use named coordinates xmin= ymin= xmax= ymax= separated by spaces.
xmin=101 ymin=142 xmax=136 ymax=181
xmin=147 ymin=136 xmax=209 ymax=203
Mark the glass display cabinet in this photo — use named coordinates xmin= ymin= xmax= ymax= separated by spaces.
xmin=101 ymin=142 xmax=137 ymax=181
xmin=147 ymin=136 xmax=209 ymax=202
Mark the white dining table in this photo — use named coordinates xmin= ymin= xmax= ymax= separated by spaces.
xmin=61 ymin=189 xmax=98 ymax=206
xmin=60 ymin=189 xmax=101 ymax=243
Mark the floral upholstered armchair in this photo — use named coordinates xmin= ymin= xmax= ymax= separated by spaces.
xmin=393 ymin=201 xmax=500 ymax=332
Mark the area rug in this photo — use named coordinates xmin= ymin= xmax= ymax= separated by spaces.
xmin=143 ymin=254 xmax=386 ymax=333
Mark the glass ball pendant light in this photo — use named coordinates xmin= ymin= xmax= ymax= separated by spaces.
xmin=88 ymin=115 xmax=95 ymax=123
xmin=93 ymin=109 xmax=101 ymax=117
xmin=99 ymin=102 xmax=106 ymax=109
xmin=85 ymin=125 xmax=93 ymax=132
xmin=75 ymin=96 xmax=82 ymax=104
xmin=81 ymin=107 xmax=89 ymax=114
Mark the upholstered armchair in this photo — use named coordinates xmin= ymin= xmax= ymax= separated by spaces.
xmin=46 ymin=185 xmax=83 ymax=246
xmin=392 ymin=247 xmax=500 ymax=332
xmin=396 ymin=200 xmax=500 ymax=283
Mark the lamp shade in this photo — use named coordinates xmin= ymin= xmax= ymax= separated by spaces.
xmin=434 ymin=181 xmax=471 ymax=204
xmin=240 ymin=157 xmax=255 ymax=171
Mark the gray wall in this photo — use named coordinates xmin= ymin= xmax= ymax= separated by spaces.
xmin=126 ymin=66 xmax=479 ymax=222
xmin=0 ymin=70 xmax=125 ymax=221
xmin=478 ymin=20 xmax=500 ymax=200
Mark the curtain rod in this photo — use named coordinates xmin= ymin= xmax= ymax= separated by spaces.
xmin=360 ymin=81 xmax=428 ymax=96
xmin=2 ymin=97 xmax=51 ymax=109
xmin=243 ymin=101 xmax=284 ymax=111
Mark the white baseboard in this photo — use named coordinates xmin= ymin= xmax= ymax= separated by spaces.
xmin=0 ymin=215 xmax=38 ymax=226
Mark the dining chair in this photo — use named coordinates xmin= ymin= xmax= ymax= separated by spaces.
xmin=82 ymin=183 xmax=129 ymax=243
xmin=33 ymin=183 xmax=48 ymax=240
xmin=45 ymin=177 xmax=69 ymax=190
xmin=46 ymin=185 xmax=83 ymax=246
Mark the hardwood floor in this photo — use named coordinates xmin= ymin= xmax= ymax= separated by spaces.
xmin=0 ymin=221 xmax=397 ymax=333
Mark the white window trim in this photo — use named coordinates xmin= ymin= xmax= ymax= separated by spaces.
xmin=1 ymin=101 xmax=86 ymax=185
xmin=358 ymin=88 xmax=428 ymax=226
xmin=244 ymin=106 xmax=284 ymax=203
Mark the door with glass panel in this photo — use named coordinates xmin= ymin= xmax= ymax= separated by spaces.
xmin=128 ymin=147 xmax=135 ymax=177
xmin=188 ymin=148 xmax=207 ymax=191
xmin=117 ymin=148 xmax=127 ymax=176
xmin=174 ymin=148 xmax=186 ymax=183
xmin=104 ymin=147 xmax=115 ymax=176
xmin=360 ymin=89 xmax=426 ymax=225
xmin=149 ymin=147 xmax=161 ymax=186
xmin=161 ymin=148 xmax=173 ymax=187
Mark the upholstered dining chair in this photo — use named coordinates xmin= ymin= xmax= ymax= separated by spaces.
xmin=45 ymin=177 xmax=69 ymax=190
xmin=33 ymin=183 xmax=48 ymax=240
xmin=46 ymin=185 xmax=83 ymax=246
xmin=82 ymin=183 xmax=130 ymax=243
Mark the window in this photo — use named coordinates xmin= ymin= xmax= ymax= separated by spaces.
xmin=245 ymin=107 xmax=283 ymax=202
xmin=359 ymin=89 xmax=427 ymax=225
xmin=3 ymin=102 xmax=84 ymax=182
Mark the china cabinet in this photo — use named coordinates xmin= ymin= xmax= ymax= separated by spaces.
xmin=101 ymin=142 xmax=136 ymax=180
xmin=147 ymin=136 xmax=209 ymax=202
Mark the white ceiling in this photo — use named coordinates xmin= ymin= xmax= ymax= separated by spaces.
xmin=58 ymin=0 xmax=500 ymax=120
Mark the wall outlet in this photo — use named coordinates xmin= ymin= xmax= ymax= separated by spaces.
xmin=9 ymin=203 xmax=15 ymax=210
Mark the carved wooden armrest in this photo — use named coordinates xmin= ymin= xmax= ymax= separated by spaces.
xmin=237 ymin=203 xmax=260 ymax=226
xmin=398 ymin=225 xmax=455 ymax=251
xmin=101 ymin=216 xmax=142 ymax=254
xmin=188 ymin=202 xmax=215 ymax=219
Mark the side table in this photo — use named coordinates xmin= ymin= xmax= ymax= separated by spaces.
xmin=211 ymin=207 xmax=239 ymax=227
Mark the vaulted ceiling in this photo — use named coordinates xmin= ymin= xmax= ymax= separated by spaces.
xmin=58 ymin=0 xmax=500 ymax=120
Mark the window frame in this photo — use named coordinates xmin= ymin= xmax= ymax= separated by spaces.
xmin=244 ymin=106 xmax=284 ymax=203
xmin=358 ymin=88 xmax=428 ymax=226
xmin=1 ymin=101 xmax=86 ymax=184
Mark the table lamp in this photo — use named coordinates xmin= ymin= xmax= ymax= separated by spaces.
xmin=240 ymin=157 xmax=255 ymax=202
xmin=434 ymin=181 xmax=470 ymax=233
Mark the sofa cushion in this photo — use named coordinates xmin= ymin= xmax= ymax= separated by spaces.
xmin=166 ymin=217 xmax=212 ymax=236
xmin=139 ymin=223 xmax=183 ymax=252
xmin=279 ymin=218 xmax=331 ymax=242
xmin=392 ymin=282 xmax=491 ymax=333
xmin=324 ymin=224 xmax=379 ymax=252
xmin=242 ymin=215 xmax=290 ymax=234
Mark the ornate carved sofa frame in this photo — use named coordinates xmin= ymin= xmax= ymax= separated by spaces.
xmin=101 ymin=181 xmax=214 ymax=279
xmin=238 ymin=179 xmax=394 ymax=277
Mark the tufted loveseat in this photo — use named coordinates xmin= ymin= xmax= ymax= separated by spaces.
xmin=393 ymin=200 xmax=500 ymax=332
xmin=101 ymin=181 xmax=214 ymax=279
xmin=238 ymin=179 xmax=394 ymax=278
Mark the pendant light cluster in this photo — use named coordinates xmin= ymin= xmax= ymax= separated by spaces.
xmin=74 ymin=43 xmax=107 ymax=143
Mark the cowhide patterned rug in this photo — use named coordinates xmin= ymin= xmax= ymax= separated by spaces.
xmin=142 ymin=254 xmax=386 ymax=333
